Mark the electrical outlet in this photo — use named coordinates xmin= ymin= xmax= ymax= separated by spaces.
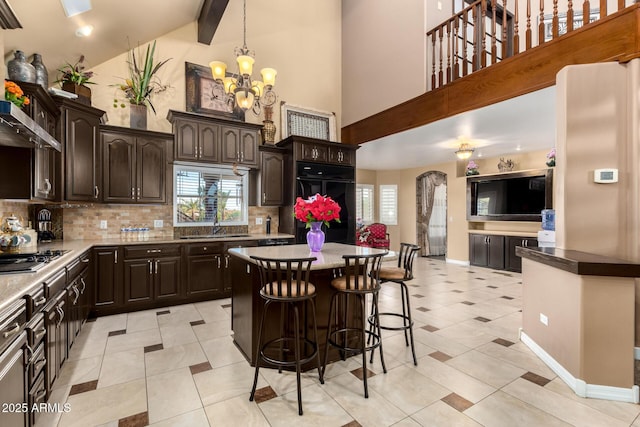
xmin=154 ymin=220 xmax=163 ymax=228
xmin=99 ymin=220 xmax=107 ymax=229
xmin=255 ymin=217 xmax=263 ymax=225
xmin=539 ymin=313 xmax=549 ymax=326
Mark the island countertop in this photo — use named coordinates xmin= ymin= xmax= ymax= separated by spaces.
xmin=228 ymin=242 xmax=393 ymax=269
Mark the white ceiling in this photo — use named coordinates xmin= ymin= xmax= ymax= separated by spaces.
xmin=356 ymin=86 xmax=557 ymax=170
xmin=4 ymin=0 xmax=203 ymax=82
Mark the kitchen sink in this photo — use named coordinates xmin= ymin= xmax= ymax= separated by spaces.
xmin=179 ymin=234 xmax=251 ymax=239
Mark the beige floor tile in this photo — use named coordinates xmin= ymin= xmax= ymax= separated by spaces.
xmin=104 ymin=328 xmax=162 ymax=354
xmin=465 ymin=390 xmax=572 ymax=427
xmin=98 ymin=347 xmax=145 ymax=388
xmin=126 ymin=309 xmax=159 ymax=333
xmin=148 ymin=408 xmax=210 ymax=427
xmin=145 ymin=341 xmax=207 ymax=377
xmin=435 ymin=322 xmax=499 ymax=349
xmin=38 ymin=384 xmax=71 ymax=427
xmin=55 ymin=355 xmax=102 ymax=387
xmin=57 ymin=379 xmax=147 ymax=427
xmin=446 ymin=349 xmax=527 ymax=388
xmin=476 ymin=341 xmax=556 ymax=380
xmin=193 ymin=360 xmax=265 ymax=406
xmin=147 ymin=367 xmax=202 ymax=424
xmin=194 ymin=299 xmax=230 ymax=323
xmin=204 ymin=395 xmax=271 ymax=427
xmin=411 ymin=400 xmax=483 ymax=427
xmin=502 ymin=378 xmax=628 ymax=427
xmin=158 ymin=322 xmax=198 ymax=348
xmin=156 ymin=304 xmax=203 ymax=327
xmin=199 ymin=335 xmax=247 ymax=368
xmin=91 ymin=313 xmax=128 ymax=333
xmin=391 ymin=417 xmax=423 ymax=426
xmin=254 ymin=364 xmax=322 ymax=398
xmin=376 ymin=331 xmax=435 ymax=366
xmin=192 ymin=318 xmax=230 ymax=341
xmin=413 ymin=327 xmax=472 ymax=357
xmin=66 ymin=334 xmax=108 ymax=361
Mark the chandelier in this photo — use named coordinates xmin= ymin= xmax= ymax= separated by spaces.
xmin=209 ymin=0 xmax=277 ymax=114
xmin=455 ymin=142 xmax=474 ymax=160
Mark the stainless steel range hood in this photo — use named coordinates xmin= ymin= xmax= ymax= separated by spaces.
xmin=0 ymin=100 xmax=61 ymax=151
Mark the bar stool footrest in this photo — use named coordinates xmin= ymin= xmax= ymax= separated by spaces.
xmin=326 ymin=327 xmax=382 ymax=354
xmin=260 ymin=336 xmax=320 ymax=367
xmin=368 ymin=312 xmax=414 ymax=332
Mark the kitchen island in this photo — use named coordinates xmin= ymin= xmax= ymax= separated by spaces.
xmin=228 ymin=243 xmax=392 ymax=367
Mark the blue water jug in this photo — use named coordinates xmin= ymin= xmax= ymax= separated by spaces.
xmin=541 ymin=209 xmax=555 ymax=231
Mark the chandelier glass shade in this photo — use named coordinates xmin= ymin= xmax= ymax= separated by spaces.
xmin=455 ymin=143 xmax=474 ymax=160
xmin=209 ymin=0 xmax=277 ymax=114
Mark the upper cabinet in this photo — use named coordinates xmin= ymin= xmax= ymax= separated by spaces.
xmin=101 ymin=126 xmax=172 ymax=204
xmin=167 ymin=110 xmax=262 ymax=168
xmin=278 ymin=135 xmax=358 ymax=167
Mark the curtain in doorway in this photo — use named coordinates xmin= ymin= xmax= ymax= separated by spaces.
xmin=428 ymin=184 xmax=447 ymax=255
xmin=416 ymin=171 xmax=447 ymax=256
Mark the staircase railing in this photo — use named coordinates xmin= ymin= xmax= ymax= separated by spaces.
xmin=427 ymin=0 xmax=630 ymax=90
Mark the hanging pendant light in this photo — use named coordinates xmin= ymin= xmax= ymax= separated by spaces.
xmin=209 ymin=0 xmax=277 ymax=114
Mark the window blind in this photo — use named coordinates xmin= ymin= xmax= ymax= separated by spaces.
xmin=379 ymin=184 xmax=397 ymax=225
xmin=356 ymin=184 xmax=374 ymax=222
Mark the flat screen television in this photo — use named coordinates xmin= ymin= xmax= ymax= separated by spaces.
xmin=467 ymin=168 xmax=553 ymax=221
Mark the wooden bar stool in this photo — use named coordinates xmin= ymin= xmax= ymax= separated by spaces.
xmin=321 ymin=252 xmax=386 ymax=398
xmin=249 ymin=255 xmax=323 ymax=416
xmin=369 ymin=243 xmax=420 ymax=365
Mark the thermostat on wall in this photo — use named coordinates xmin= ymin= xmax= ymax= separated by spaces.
xmin=594 ymin=168 xmax=618 ymax=183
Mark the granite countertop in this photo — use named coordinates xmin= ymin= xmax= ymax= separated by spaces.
xmin=229 ymin=242 xmax=395 ymax=270
xmin=516 ymin=246 xmax=640 ymax=277
xmin=0 ymin=233 xmax=294 ymax=312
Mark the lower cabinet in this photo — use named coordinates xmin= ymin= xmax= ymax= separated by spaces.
xmin=94 ymin=246 xmax=123 ymax=313
xmin=469 ymin=234 xmax=505 ymax=270
xmin=505 ymin=236 xmax=539 ymax=272
xmin=123 ymin=245 xmax=182 ymax=306
xmin=184 ymin=243 xmax=225 ymax=298
xmin=0 ymin=331 xmax=28 ymax=427
xmin=44 ymin=291 xmax=67 ymax=394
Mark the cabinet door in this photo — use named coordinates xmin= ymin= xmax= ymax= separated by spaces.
xmin=328 ymin=146 xmax=355 ymax=166
xmin=506 ymin=236 xmax=538 ymax=272
xmin=175 ymin=119 xmax=199 ymax=161
xmin=102 ymin=132 xmax=136 ymax=203
xmin=220 ymin=127 xmax=240 ymax=163
xmin=33 ymin=146 xmax=56 ymax=200
xmin=260 ymin=150 xmax=284 ymax=206
xmin=469 ymin=234 xmax=488 ymax=267
xmin=137 ymin=137 xmax=167 ymax=203
xmin=123 ymin=259 xmax=153 ymax=304
xmin=155 ymin=256 xmax=182 ymax=300
xmin=199 ymin=123 xmax=220 ymax=162
xmin=94 ymin=247 xmax=122 ymax=309
xmin=0 ymin=332 xmax=27 ymax=427
xmin=487 ymin=235 xmax=505 ymax=270
xmin=239 ymin=130 xmax=258 ymax=167
xmin=44 ymin=293 xmax=66 ymax=393
xmin=185 ymin=254 xmax=223 ymax=297
xmin=299 ymin=142 xmax=328 ymax=163
xmin=64 ymin=108 xmax=101 ymax=201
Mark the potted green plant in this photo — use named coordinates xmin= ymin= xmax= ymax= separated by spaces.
xmin=55 ymin=55 xmax=95 ymax=105
xmin=113 ymin=40 xmax=171 ymax=129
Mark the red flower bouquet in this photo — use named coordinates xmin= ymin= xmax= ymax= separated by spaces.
xmin=294 ymin=193 xmax=341 ymax=228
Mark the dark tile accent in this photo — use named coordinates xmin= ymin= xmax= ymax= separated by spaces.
xmin=461 ymin=301 xmax=475 ymax=306
xmin=429 ymin=351 xmax=452 ymax=362
xmin=438 ymin=273 xmax=447 ymax=276
xmin=445 ymin=280 xmax=455 ymax=283
xmin=350 ymin=367 xmax=376 ymax=381
xmin=190 ymin=320 xmax=205 ymax=326
xmin=118 ymin=412 xmax=149 ymax=427
xmin=416 ymin=307 xmax=430 ymax=312
xmin=493 ymin=338 xmax=515 ymax=347
xmin=468 ymin=270 xmax=476 ymax=273
xmin=521 ymin=371 xmax=552 ymax=387
xmin=422 ymin=324 xmax=439 ymax=332
xmin=108 ymin=329 xmax=126 ymax=337
xmin=487 ymin=285 xmax=498 ymax=289
xmin=189 ymin=361 xmax=212 ymax=375
xmin=156 ymin=310 xmax=170 ymax=316
xmin=474 ymin=316 xmax=491 ymax=323
xmin=221 ymin=303 xmax=232 ymax=309
xmin=413 ymin=294 xmax=425 ymax=299
xmin=441 ymin=393 xmax=474 ymax=412
xmin=493 ymin=271 xmax=513 ymax=277
xmin=341 ymin=421 xmax=363 ymax=427
xmin=253 ymin=386 xmax=278 ymax=404
xmin=86 ymin=317 xmax=97 ymax=323
xmin=69 ymin=380 xmax=98 ymax=396
xmin=500 ymin=295 xmax=515 ymax=300
xmin=476 ymin=277 xmax=486 ymax=281
xmin=451 ymin=290 xmax=463 ymax=293
xmin=144 ymin=343 xmax=164 ymax=353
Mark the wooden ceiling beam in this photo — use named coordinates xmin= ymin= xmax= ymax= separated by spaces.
xmin=197 ymin=0 xmax=229 ymax=45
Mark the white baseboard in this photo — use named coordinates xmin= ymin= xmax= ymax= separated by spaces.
xmin=520 ymin=330 xmax=639 ymax=403
xmin=445 ymin=258 xmax=470 ymax=266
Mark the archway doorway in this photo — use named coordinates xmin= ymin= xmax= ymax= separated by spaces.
xmin=416 ymin=171 xmax=447 ymax=257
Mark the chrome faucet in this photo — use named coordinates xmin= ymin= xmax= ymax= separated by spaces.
xmin=211 ymin=221 xmax=225 ymax=235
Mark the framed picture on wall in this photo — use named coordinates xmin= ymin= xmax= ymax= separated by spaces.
xmin=280 ymin=103 xmax=337 ymax=141
xmin=184 ymin=62 xmax=245 ymax=121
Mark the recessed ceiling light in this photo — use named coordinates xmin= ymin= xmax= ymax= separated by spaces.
xmin=75 ymin=25 xmax=93 ymax=37
xmin=61 ymin=0 xmax=92 ymax=17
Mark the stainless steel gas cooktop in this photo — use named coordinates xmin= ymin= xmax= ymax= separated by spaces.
xmin=0 ymin=249 xmax=68 ymax=274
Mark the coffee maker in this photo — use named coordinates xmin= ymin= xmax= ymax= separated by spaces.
xmin=37 ymin=209 xmax=55 ymax=242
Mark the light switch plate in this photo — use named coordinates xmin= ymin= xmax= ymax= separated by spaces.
xmin=99 ymin=220 xmax=107 ymax=229
xmin=154 ymin=220 xmax=163 ymax=228
xmin=256 ymin=217 xmax=263 ymax=225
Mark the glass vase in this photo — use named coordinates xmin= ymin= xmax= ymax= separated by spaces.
xmin=306 ymin=222 xmax=325 ymax=252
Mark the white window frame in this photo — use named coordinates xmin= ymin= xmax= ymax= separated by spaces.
xmin=356 ymin=184 xmax=375 ymax=224
xmin=173 ymin=163 xmax=248 ymax=227
xmin=379 ymin=184 xmax=398 ymax=225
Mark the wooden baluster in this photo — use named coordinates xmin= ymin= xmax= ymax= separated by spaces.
xmin=552 ymin=0 xmax=559 ymax=39
xmin=538 ymin=0 xmax=545 ymax=44
xmin=599 ymin=0 xmax=607 ymax=19
xmin=619 ymin=0 xmax=625 ymax=12
xmin=446 ymin=20 xmax=452 ymax=83
xmin=583 ymin=1 xmax=590 ymax=28
xmin=462 ymin=9 xmax=469 ymax=76
xmin=491 ymin=0 xmax=497 ymax=64
xmin=567 ymin=1 xmax=574 ymax=33
xmin=526 ymin=0 xmax=532 ymax=50
xmin=453 ymin=16 xmax=460 ymax=81
xmin=430 ymin=31 xmax=436 ymax=90
xmin=438 ymin=26 xmax=444 ymax=87
xmin=514 ymin=0 xmax=520 ymax=54
xmin=480 ymin=0 xmax=487 ymax=68
xmin=502 ymin=0 xmax=508 ymax=59
xmin=472 ymin=2 xmax=479 ymax=71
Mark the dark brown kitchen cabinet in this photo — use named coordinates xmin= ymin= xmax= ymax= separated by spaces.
xmin=33 ymin=147 xmax=57 ymax=200
xmin=123 ymin=245 xmax=182 ymax=305
xmin=0 ymin=331 xmax=28 ymax=427
xmin=173 ymin=118 xmax=220 ymax=162
xmin=223 ymin=240 xmax=258 ymax=294
xmin=328 ymin=145 xmax=355 ymax=166
xmin=283 ymin=136 xmax=359 ymax=166
xmin=44 ymin=291 xmax=67 ymax=394
xmin=297 ymin=140 xmax=328 ymax=163
xmin=55 ymin=98 xmax=105 ymax=202
xmin=184 ymin=243 xmax=225 ymax=298
xmin=505 ymin=236 xmax=539 ymax=273
xmin=469 ymin=233 xmax=505 ymax=270
xmin=93 ymin=246 xmax=123 ymax=314
xmin=221 ymin=126 xmax=259 ymax=167
xmin=101 ymin=126 xmax=171 ymax=204
xmin=258 ymin=146 xmax=285 ymax=206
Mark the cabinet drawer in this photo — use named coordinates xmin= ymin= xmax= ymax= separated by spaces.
xmin=124 ymin=245 xmax=181 ymax=259
xmin=44 ymin=268 xmax=67 ymax=299
xmin=67 ymin=251 xmax=91 ymax=281
xmin=28 ymin=342 xmax=46 ymax=387
xmin=297 ymin=142 xmax=328 ymax=163
xmin=0 ymin=299 xmax=27 ymax=354
xmin=25 ymin=286 xmax=47 ymax=320
xmin=29 ymin=371 xmax=47 ymax=427
xmin=27 ymin=313 xmax=46 ymax=348
xmin=186 ymin=243 xmax=223 ymax=256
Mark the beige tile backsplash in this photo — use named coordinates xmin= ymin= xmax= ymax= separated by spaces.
xmin=0 ymin=201 xmax=30 ymax=225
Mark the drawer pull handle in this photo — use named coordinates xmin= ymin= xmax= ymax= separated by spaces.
xmin=80 ymin=277 xmax=87 ymax=293
xmin=35 ymin=328 xmax=46 ymax=341
xmin=34 ymin=296 xmax=46 ymax=307
xmin=81 ymin=258 xmax=90 ymax=263
xmin=34 ymin=358 xmax=46 ymax=371
xmin=2 ymin=322 xmax=20 ymax=338
xmin=147 ymin=249 xmax=162 ymax=253
xmin=25 ymin=344 xmax=33 ymax=361
xmin=34 ymin=389 xmax=47 ymax=401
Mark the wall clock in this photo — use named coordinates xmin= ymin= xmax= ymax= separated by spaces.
xmin=185 ymin=62 xmax=245 ymax=121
